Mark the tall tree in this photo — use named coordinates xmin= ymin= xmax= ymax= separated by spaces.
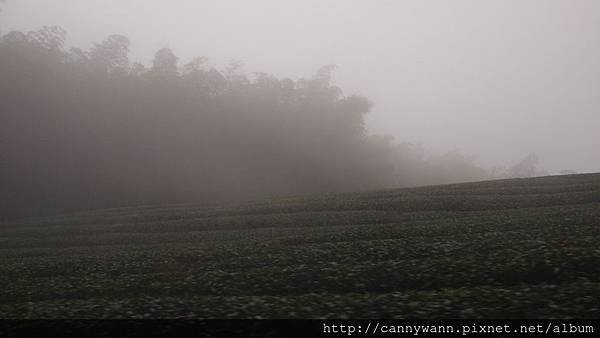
xmin=151 ymin=47 xmax=178 ymax=78
xmin=89 ymin=34 xmax=130 ymax=75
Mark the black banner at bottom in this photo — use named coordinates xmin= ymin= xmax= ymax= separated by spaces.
xmin=0 ymin=319 xmax=598 ymax=337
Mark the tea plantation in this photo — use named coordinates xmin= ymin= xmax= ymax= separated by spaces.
xmin=1 ymin=173 xmax=599 ymax=318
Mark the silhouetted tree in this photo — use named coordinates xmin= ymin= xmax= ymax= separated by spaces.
xmin=505 ymin=154 xmax=540 ymax=178
xmin=151 ymin=47 xmax=178 ymax=77
xmin=26 ymin=26 xmax=66 ymax=52
xmin=90 ymin=34 xmax=130 ymax=75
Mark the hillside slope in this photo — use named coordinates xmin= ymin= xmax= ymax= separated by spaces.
xmin=1 ymin=173 xmax=600 ymax=318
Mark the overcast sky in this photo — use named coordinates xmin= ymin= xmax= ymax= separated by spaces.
xmin=2 ymin=0 xmax=599 ymax=173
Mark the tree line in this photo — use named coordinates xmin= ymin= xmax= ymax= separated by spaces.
xmin=1 ymin=27 xmax=502 ymax=220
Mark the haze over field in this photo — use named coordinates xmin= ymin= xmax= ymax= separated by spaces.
xmin=2 ymin=1 xmax=600 ymax=326
xmin=1 ymin=0 xmax=599 ymax=220
xmin=2 ymin=0 xmax=599 ymax=173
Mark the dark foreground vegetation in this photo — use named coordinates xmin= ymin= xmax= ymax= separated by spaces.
xmin=1 ymin=173 xmax=599 ymax=318
xmin=0 ymin=27 xmax=494 ymax=220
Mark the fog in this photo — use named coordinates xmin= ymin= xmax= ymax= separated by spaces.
xmin=3 ymin=0 xmax=599 ymax=172
xmin=1 ymin=0 xmax=599 ymax=219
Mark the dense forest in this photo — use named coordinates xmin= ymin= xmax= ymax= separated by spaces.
xmin=0 ymin=26 xmax=504 ymax=220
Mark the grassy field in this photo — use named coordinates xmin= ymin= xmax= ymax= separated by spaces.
xmin=1 ymin=173 xmax=599 ymax=319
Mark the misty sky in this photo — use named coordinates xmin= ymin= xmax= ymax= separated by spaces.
xmin=2 ymin=0 xmax=599 ymax=173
